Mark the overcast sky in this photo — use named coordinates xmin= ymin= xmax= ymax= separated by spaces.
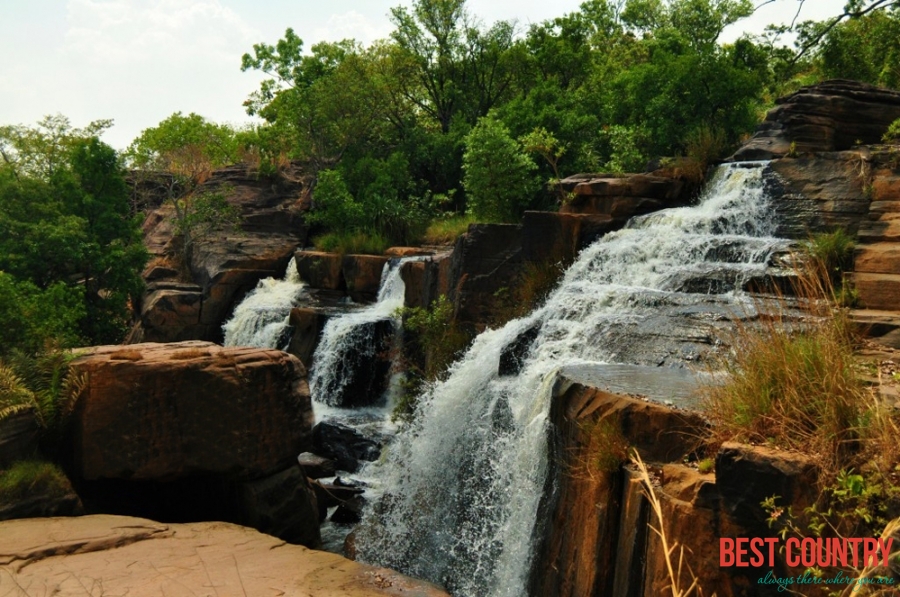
xmin=0 ymin=0 xmax=848 ymax=149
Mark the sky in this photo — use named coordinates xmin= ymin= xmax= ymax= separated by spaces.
xmin=0 ymin=0 xmax=849 ymax=150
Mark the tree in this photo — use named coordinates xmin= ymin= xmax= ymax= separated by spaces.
xmin=463 ymin=115 xmax=538 ymax=222
xmin=126 ymin=113 xmax=241 ymax=263
xmin=0 ymin=117 xmax=147 ymax=346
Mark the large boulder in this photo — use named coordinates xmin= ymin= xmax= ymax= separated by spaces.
xmin=0 ymin=515 xmax=449 ymax=597
xmin=69 ymin=342 xmax=313 ymax=481
xmin=733 ymin=79 xmax=900 ymax=161
xmin=67 ymin=341 xmax=319 ymax=544
xmin=522 ymin=211 xmax=615 ymax=265
xmin=342 ymin=255 xmax=391 ymax=302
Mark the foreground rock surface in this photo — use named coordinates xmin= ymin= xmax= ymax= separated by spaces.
xmin=0 ymin=515 xmax=448 ymax=597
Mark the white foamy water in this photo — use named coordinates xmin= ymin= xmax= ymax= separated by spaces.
xmin=222 ymin=257 xmax=305 ymax=349
xmin=353 ymin=164 xmax=789 ymax=596
xmin=309 ymin=259 xmax=412 ymax=408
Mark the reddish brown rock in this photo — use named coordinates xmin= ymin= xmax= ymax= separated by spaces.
xmin=448 ymin=224 xmax=523 ymax=327
xmin=766 ymin=153 xmax=870 ymax=238
xmin=296 ymin=250 xmax=346 ymax=290
xmin=849 ymin=272 xmax=900 ymax=311
xmin=69 ymin=342 xmax=313 ymax=481
xmin=400 ymin=252 xmax=453 ymax=310
xmin=342 ymin=254 xmax=391 ymax=301
xmin=522 ymin=211 xmax=616 ymax=265
xmin=854 ymin=243 xmax=900 ymax=274
xmin=0 ymin=515 xmax=450 ymax=597
xmin=558 ymin=173 xmax=686 ymax=220
xmin=132 ymin=165 xmax=308 ymax=343
xmin=385 ymin=246 xmax=434 ymax=257
xmin=733 ymin=80 xmax=900 ymax=161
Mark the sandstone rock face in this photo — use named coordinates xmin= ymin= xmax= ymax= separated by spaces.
xmin=533 ymin=378 xmax=814 ymax=597
xmin=448 ymin=223 xmax=523 ymax=327
xmin=287 ymin=307 xmax=331 ymax=369
xmin=522 ymin=211 xmax=615 ymax=265
xmin=400 ymin=252 xmax=453 ymax=310
xmin=69 ymin=342 xmax=313 ymax=481
xmin=764 ymin=153 xmax=870 ymax=238
xmin=0 ymin=515 xmax=449 ymax=597
xmin=733 ymin=79 xmax=900 ymax=161
xmin=296 ymin=250 xmax=346 ymax=291
xmin=558 ymin=173 xmax=687 ymax=222
xmin=342 ymin=255 xmax=391 ymax=302
xmin=133 ymin=165 xmax=308 ymax=343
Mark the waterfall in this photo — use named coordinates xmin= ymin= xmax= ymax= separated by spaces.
xmin=222 ymin=257 xmax=305 ymax=349
xmin=309 ymin=259 xmax=411 ymax=408
xmin=354 ymin=163 xmax=789 ymax=596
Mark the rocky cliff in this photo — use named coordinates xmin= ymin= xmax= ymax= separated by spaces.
xmin=131 ymin=165 xmax=309 ymax=343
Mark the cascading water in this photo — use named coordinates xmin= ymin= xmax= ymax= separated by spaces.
xmin=354 ymin=163 xmax=790 ymax=596
xmin=309 ymin=259 xmax=411 ymax=408
xmin=222 ymin=257 xmax=305 ymax=349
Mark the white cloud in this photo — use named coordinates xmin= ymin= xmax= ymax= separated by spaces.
xmin=63 ymin=0 xmax=258 ymax=66
xmin=309 ymin=10 xmax=393 ymax=46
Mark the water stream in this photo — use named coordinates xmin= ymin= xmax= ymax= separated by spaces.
xmin=353 ymin=163 xmax=790 ymax=596
xmin=222 ymin=257 xmax=305 ymax=349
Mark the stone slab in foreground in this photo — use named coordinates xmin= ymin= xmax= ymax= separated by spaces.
xmin=0 ymin=515 xmax=448 ymax=596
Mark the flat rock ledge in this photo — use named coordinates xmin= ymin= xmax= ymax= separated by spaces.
xmin=0 ymin=515 xmax=449 ymax=597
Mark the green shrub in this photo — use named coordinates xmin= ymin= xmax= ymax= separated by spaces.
xmin=0 ymin=460 xmax=70 ymax=502
xmin=884 ymin=118 xmax=900 ymax=144
xmin=312 ymin=231 xmax=391 ymax=255
xmin=393 ymin=295 xmax=471 ymax=422
xmin=0 ymin=349 xmax=86 ymax=438
xmin=463 ymin=115 xmax=538 ymax=223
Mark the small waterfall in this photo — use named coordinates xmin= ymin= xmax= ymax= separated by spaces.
xmin=354 ymin=164 xmax=789 ymax=596
xmin=309 ymin=259 xmax=411 ymax=408
xmin=222 ymin=257 xmax=305 ymax=349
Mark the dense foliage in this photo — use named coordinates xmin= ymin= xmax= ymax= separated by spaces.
xmin=232 ymin=0 xmax=900 ymax=240
xmin=0 ymin=117 xmax=147 ymax=352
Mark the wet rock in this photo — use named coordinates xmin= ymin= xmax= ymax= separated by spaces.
xmin=449 ymin=223 xmax=523 ymax=327
xmin=733 ymin=79 xmax=900 ymax=161
xmin=298 ymin=452 xmax=337 ymax=479
xmin=331 ymin=495 xmax=366 ymax=524
xmin=498 ymin=324 xmax=541 ymax=376
xmin=765 ymin=153 xmax=869 ymax=238
xmin=522 ymin=211 xmax=616 ymax=265
xmin=239 ymin=464 xmax=321 ymax=547
xmin=312 ymin=422 xmax=381 ymax=474
xmin=287 ymin=307 xmax=331 ymax=369
xmin=316 ymin=318 xmax=394 ymax=409
xmin=0 ymin=515 xmax=450 ymax=597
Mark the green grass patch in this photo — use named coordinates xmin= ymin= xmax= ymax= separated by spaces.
xmin=0 ymin=460 xmax=71 ymax=502
xmin=421 ymin=214 xmax=476 ymax=245
xmin=312 ymin=231 xmax=391 ymax=255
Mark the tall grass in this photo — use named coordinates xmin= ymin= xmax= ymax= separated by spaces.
xmin=703 ymin=248 xmax=895 ymax=476
xmin=312 ymin=231 xmax=391 ymax=255
xmin=421 ymin=214 xmax=476 ymax=245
